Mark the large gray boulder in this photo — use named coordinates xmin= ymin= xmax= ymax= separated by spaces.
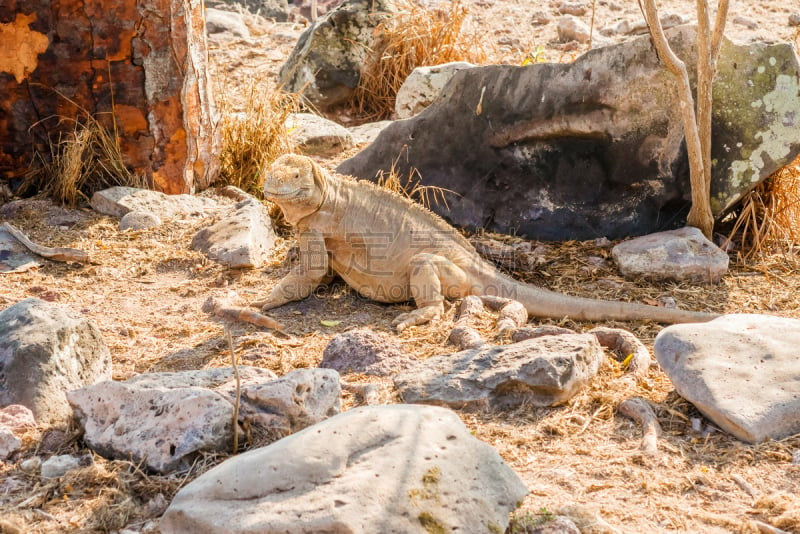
xmin=278 ymin=0 xmax=393 ymax=110
xmin=0 ymin=299 xmax=112 ymax=425
xmin=160 ymin=404 xmax=528 ymax=534
xmin=394 ymin=334 xmax=604 ymax=409
xmin=339 ymin=25 xmax=800 ymax=240
xmin=654 ymin=314 xmax=800 ymax=443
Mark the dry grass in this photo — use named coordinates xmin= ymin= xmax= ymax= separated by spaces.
xmin=216 ymin=80 xmax=300 ymax=197
xmin=352 ymin=0 xmax=488 ymax=121
xmin=725 ymin=155 xmax=800 ymax=262
xmin=375 ymin=152 xmax=453 ymax=210
xmin=23 ymin=115 xmax=144 ymax=207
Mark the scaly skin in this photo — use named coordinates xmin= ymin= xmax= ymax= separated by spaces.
xmin=252 ymin=154 xmax=718 ymax=331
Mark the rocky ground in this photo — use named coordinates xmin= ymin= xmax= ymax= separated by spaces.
xmin=1 ymin=1 xmax=800 ymax=533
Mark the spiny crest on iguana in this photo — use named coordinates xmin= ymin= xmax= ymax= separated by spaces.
xmin=252 ymin=153 xmax=718 ymax=331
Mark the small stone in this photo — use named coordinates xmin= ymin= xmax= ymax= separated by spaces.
xmin=0 ymin=405 xmax=36 ymax=430
xmin=90 ymin=186 xmax=220 ymax=219
xmin=793 ymin=450 xmax=800 ymax=464
xmin=530 ymin=10 xmax=551 ymax=25
xmin=0 ymin=428 xmax=22 ymax=460
xmin=558 ymin=2 xmax=587 ymax=16
xmin=732 ymin=15 xmax=758 ymax=30
xmin=395 ymin=62 xmax=475 ymax=119
xmin=557 ymin=15 xmax=591 ymax=43
xmin=41 ymin=454 xmax=82 ymax=479
xmin=320 ymin=328 xmax=416 ymax=376
xmin=287 ymin=113 xmax=354 ymax=156
xmin=119 ymin=211 xmax=162 ymax=231
xmin=205 ymin=8 xmax=251 ymax=38
xmin=21 ymin=457 xmax=42 ymax=473
xmin=347 ymin=120 xmax=393 ymax=146
xmin=612 ymin=227 xmax=729 ymax=284
xmin=0 ymin=298 xmax=112 ymax=425
xmin=790 ymin=13 xmax=800 ymax=27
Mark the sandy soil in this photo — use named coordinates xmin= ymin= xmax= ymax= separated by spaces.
xmin=1 ymin=1 xmax=800 ymax=533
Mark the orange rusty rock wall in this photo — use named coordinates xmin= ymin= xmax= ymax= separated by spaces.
xmin=0 ymin=0 xmax=219 ymax=194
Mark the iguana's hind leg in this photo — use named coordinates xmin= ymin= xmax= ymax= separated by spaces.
xmin=392 ymin=253 xmax=471 ymax=333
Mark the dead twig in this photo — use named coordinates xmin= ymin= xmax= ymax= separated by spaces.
xmin=2 ymin=222 xmax=90 ymax=264
xmin=619 ymin=397 xmax=661 ymax=456
xmin=226 ymin=327 xmax=241 ymax=454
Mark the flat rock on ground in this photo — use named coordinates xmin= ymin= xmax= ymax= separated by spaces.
xmin=69 ymin=366 xmax=341 ymax=473
xmin=654 ymin=314 xmax=800 ymax=443
xmin=160 ymin=404 xmax=528 ymax=534
xmin=319 ymin=328 xmax=416 ymax=376
xmin=90 ymin=186 xmax=224 ymax=219
xmin=394 ymin=333 xmax=604 ymax=409
xmin=612 ymin=227 xmax=730 ymax=283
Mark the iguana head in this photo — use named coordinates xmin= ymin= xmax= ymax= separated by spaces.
xmin=262 ymin=154 xmax=327 ymax=224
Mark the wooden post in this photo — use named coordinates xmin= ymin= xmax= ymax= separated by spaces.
xmin=0 ymin=0 xmax=220 ymax=194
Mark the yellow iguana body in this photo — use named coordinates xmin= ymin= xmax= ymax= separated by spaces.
xmin=253 ymin=154 xmax=717 ymax=331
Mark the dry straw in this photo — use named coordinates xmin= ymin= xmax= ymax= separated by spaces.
xmin=216 ymin=81 xmax=299 ymax=197
xmin=24 ymin=113 xmax=143 ymax=206
xmin=375 ymin=151 xmax=452 ymax=210
xmin=726 ymin=155 xmax=800 ymax=262
xmin=352 ymin=0 xmax=487 ymax=121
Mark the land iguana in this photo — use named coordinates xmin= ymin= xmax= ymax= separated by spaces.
xmin=252 ymin=154 xmax=718 ymax=331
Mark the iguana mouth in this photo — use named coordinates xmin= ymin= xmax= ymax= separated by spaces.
xmin=264 ymin=188 xmax=306 ymax=200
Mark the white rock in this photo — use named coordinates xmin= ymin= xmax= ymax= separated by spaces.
xmin=69 ymin=367 xmax=341 ymax=473
xmin=90 ymin=186 xmax=222 ymax=219
xmin=191 ymin=198 xmax=277 ymax=269
xmin=160 ymin=405 xmax=528 ymax=534
xmin=395 ymin=61 xmax=475 ymax=119
xmin=19 ymin=456 xmax=42 ymax=473
xmin=0 ymin=404 xmax=36 ymax=429
xmin=612 ymin=227 xmax=729 ymax=283
xmin=557 ymin=15 xmax=591 ymax=43
xmin=655 ymin=314 xmax=800 ymax=443
xmin=287 ymin=113 xmax=354 ymax=156
xmin=68 ymin=367 xmax=276 ymax=473
xmin=348 ymin=120 xmax=394 ymax=145
xmin=119 ymin=211 xmax=162 ymax=230
xmin=0 ymin=299 xmax=111 ymax=425
xmin=205 ymin=8 xmax=251 ymax=38
xmin=21 ymin=457 xmax=42 ymax=473
xmin=41 ymin=454 xmax=81 ymax=479
xmin=558 ymin=2 xmax=587 ymax=16
xmin=0 ymin=428 xmax=21 ymax=460
xmin=394 ymin=334 xmax=604 ymax=409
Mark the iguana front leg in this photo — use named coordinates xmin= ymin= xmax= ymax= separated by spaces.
xmin=392 ymin=253 xmax=471 ymax=333
xmin=252 ymin=229 xmax=329 ymax=311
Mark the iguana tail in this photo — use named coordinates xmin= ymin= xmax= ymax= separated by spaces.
xmin=476 ymin=270 xmax=718 ymax=324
